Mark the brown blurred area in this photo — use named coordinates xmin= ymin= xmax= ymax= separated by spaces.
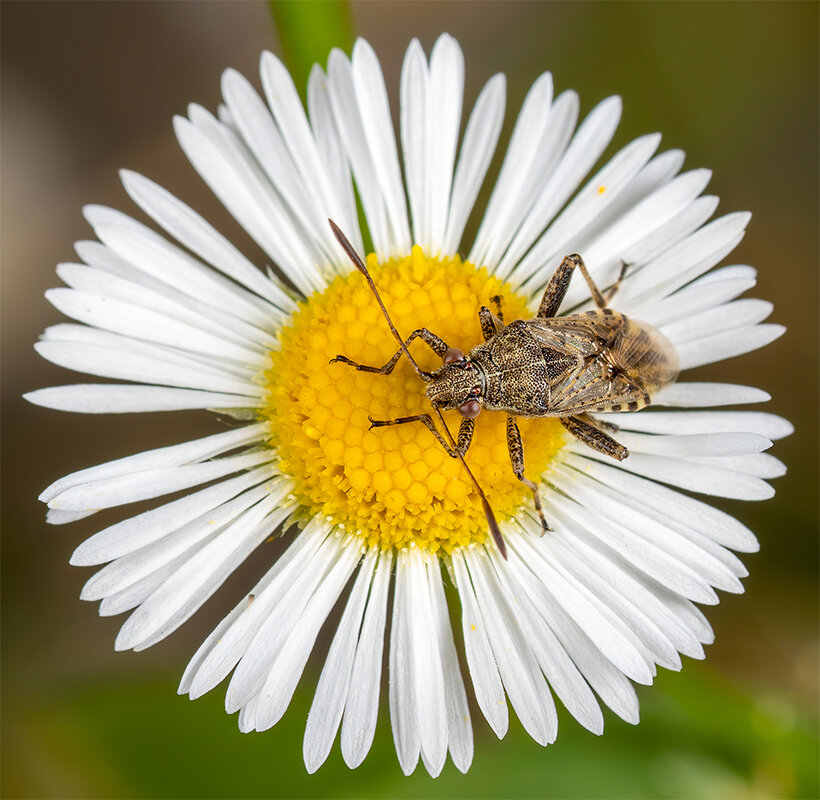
xmin=1 ymin=1 xmax=817 ymax=796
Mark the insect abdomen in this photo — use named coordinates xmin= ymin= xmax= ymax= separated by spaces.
xmin=529 ymin=310 xmax=679 ymax=416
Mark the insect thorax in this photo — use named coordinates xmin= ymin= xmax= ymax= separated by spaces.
xmin=473 ymin=322 xmax=552 ymax=416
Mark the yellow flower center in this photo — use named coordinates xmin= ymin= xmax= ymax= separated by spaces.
xmin=262 ymin=246 xmax=566 ymax=553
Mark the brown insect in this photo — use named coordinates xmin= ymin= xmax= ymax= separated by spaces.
xmin=328 ymin=220 xmax=679 ymax=558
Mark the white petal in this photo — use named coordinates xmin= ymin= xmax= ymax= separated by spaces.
xmin=81 ymin=481 xmax=285 ymax=600
xmin=399 ymin=39 xmax=432 ymax=249
xmin=492 ymin=88 xmax=579 ymax=274
xmin=43 ymin=423 xmax=269 ymax=504
xmin=389 ymin=551 xmax=420 ymax=775
xmin=128 ymin=502 xmax=288 ymax=647
xmin=116 ymin=497 xmax=289 ymax=651
xmin=573 ymin=446 xmax=774 ymax=500
xmin=174 ymin=111 xmax=324 ymax=295
xmin=684 ymin=452 xmax=786 ymax=479
xmin=637 ymin=269 xmax=758 ymax=328
xmin=45 ymin=288 xmax=264 ymax=366
xmin=85 ymin=528 xmax=214 ymax=607
xmin=696 ymin=263 xmax=758 ymax=285
xmin=254 ymin=542 xmax=361 ymax=731
xmin=225 ymin=63 xmax=339 ymax=270
xmin=616 ymin=212 xmax=751 ymax=309
xmin=427 ymin=34 xmax=464 ymax=254
xmin=676 ymin=324 xmax=785 ymax=370
xmin=549 ymin=473 xmax=744 ymax=594
xmin=225 ymin=525 xmax=343 ymax=711
xmin=262 ymin=55 xmax=362 ymax=271
xmin=560 ymin=456 xmax=760 ymax=553
xmin=187 ymin=519 xmax=330 ymax=700
xmin=83 ymin=205 xmax=283 ymax=332
xmin=666 ymin=596 xmax=714 ymax=645
xmin=548 ymin=482 xmax=719 ymax=603
xmin=184 ymin=102 xmax=328 ymax=288
xmin=326 ymin=49 xmax=390 ymax=257
xmin=652 ymin=382 xmax=771 ymax=407
xmin=400 ymin=39 xmax=429 ymax=248
xmin=465 ymin=549 xmax=556 ymax=745
xmin=506 ymin=533 xmax=654 ymax=684
xmin=119 ymin=170 xmax=296 ymax=312
xmin=527 ymin=580 xmax=640 ymax=724
xmin=99 ymin=555 xmax=184 ymax=617
xmin=49 ymin=451 xmax=272 ymax=512
xmin=661 ymin=299 xmax=773 ymax=345
xmin=599 ymin=410 xmax=793 ymax=440
xmin=606 ymin=430 xmax=772 ymax=458
xmin=427 ymin=555 xmax=473 ymax=774
xmin=47 ymin=509 xmax=94 ymax=525
xmin=617 ymin=195 xmax=718 ymax=279
xmin=179 ymin=595 xmax=251 ymax=696
xmin=469 ymin=72 xmax=555 ymax=268
xmin=307 ymin=65 xmax=363 ymax=254
xmin=545 ymin=523 xmax=702 ymax=660
xmin=519 ymin=524 xmax=680 ymax=670
xmin=341 ymin=549 xmax=393 ymax=768
xmin=443 ymin=73 xmax=506 ymax=255
xmin=449 ymin=554 xmax=508 ymax=738
xmin=214 ymin=521 xmax=335 ymax=707
xmin=351 ymin=39 xmax=411 ymax=253
xmin=179 ymin=553 xmax=299 ymax=696
xmin=42 ymin=322 xmax=258 ymax=383
xmin=25 ymin=384 xmax=260 ymax=414
xmin=582 ymin=149 xmax=688 ymax=240
xmin=303 ymin=548 xmax=377 ymax=773
xmin=556 ymin=167 xmax=713 ymax=310
xmin=408 ymin=549 xmax=447 ymax=778
xmin=487 ymin=543 xmax=604 ymax=734
xmin=35 ymin=341 xmax=262 ymax=397
xmin=55 ymin=260 xmax=275 ymax=351
xmin=237 ymin=696 xmax=261 ymax=734
xmin=496 ymin=93 xmax=622 ymax=281
xmin=515 ymin=133 xmax=662 ymax=291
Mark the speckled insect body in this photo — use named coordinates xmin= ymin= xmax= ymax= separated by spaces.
xmin=454 ymin=309 xmax=679 ymax=418
xmin=328 ymin=220 xmax=679 ymax=552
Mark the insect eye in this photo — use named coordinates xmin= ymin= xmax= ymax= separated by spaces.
xmin=443 ymin=347 xmax=465 ymax=364
xmin=459 ymin=399 xmax=481 ymax=419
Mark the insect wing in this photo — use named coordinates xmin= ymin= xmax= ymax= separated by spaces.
xmin=528 ymin=313 xmax=678 ymax=414
xmin=612 ymin=317 xmax=680 ymax=393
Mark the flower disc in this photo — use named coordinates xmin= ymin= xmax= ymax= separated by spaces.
xmin=263 ymin=246 xmax=567 ymax=552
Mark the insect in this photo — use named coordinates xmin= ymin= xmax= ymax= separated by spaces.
xmin=328 ymin=220 xmax=679 ymax=557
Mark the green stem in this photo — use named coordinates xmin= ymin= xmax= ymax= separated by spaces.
xmin=268 ymin=0 xmax=354 ymax=100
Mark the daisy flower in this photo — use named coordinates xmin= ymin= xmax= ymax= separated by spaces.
xmin=27 ymin=34 xmax=789 ymax=776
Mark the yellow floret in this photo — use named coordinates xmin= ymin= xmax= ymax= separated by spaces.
xmin=262 ymin=249 xmax=567 ymax=553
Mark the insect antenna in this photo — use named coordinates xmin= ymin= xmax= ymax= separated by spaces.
xmin=329 ymin=219 xmax=507 ymax=560
xmin=432 ymin=406 xmax=507 ymax=560
xmin=329 ymin=219 xmax=432 ymax=382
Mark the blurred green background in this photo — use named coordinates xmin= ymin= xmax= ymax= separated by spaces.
xmin=2 ymin=2 xmax=817 ymax=798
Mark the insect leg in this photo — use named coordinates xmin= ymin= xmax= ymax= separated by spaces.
xmin=506 ymin=415 xmax=551 ymax=533
xmin=577 ymin=411 xmax=621 ymax=433
xmin=454 ymin=417 xmax=476 ymax=454
xmin=368 ymin=414 xmax=474 ymax=457
xmin=331 ymin=328 xmax=448 ymax=374
xmin=478 ymin=306 xmax=504 ymax=342
xmin=537 ymin=253 xmax=608 ymax=318
xmin=604 ymin=260 xmax=631 ymax=304
xmin=490 ymin=295 xmax=504 ymax=323
xmin=560 ymin=414 xmax=629 ymax=461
